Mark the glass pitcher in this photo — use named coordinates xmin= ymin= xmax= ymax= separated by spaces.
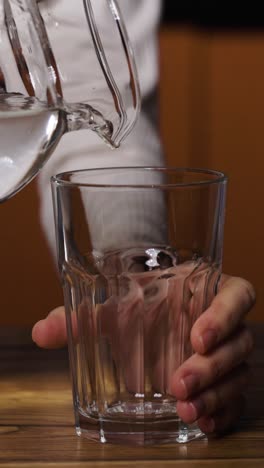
xmin=0 ymin=0 xmax=141 ymax=202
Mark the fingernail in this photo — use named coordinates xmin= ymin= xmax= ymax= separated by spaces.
xmin=200 ymin=329 xmax=218 ymax=352
xmin=181 ymin=374 xmax=200 ymax=398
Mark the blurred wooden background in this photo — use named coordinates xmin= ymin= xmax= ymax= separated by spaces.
xmin=0 ymin=24 xmax=263 ymax=326
xmin=159 ymin=27 xmax=264 ymax=323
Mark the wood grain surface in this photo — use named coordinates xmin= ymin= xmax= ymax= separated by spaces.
xmin=0 ymin=324 xmax=263 ymax=467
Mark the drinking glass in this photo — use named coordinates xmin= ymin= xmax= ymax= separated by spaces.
xmin=0 ymin=0 xmax=140 ymax=201
xmin=51 ymin=167 xmax=227 ymax=445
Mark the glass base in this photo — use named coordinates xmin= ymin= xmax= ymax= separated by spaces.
xmin=75 ymin=410 xmax=206 ymax=445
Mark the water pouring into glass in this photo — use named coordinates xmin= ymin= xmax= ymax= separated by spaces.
xmin=0 ymin=0 xmax=140 ymax=201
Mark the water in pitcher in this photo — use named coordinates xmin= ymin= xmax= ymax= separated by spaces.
xmin=62 ymin=247 xmax=215 ymax=430
xmin=0 ymin=93 xmax=113 ymax=202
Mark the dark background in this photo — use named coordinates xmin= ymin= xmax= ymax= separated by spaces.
xmin=162 ymin=2 xmax=264 ymax=28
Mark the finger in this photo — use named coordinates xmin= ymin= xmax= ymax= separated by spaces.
xmin=32 ymin=306 xmax=67 ymax=349
xmin=176 ymin=363 xmax=250 ymax=423
xmin=197 ymin=394 xmax=246 ymax=434
xmin=171 ymin=325 xmax=254 ymax=400
xmin=191 ymin=275 xmax=256 ymax=354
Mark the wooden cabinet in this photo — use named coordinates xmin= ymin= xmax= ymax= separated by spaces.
xmin=0 ymin=182 xmax=62 ymax=326
xmin=159 ymin=27 xmax=264 ymax=321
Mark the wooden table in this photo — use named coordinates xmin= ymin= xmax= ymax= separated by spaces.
xmin=0 ymin=324 xmax=264 ymax=467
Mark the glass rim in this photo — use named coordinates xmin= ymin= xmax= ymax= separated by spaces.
xmin=51 ymin=167 xmax=227 ymax=189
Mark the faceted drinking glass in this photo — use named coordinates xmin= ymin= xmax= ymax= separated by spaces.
xmin=51 ymin=167 xmax=227 ymax=445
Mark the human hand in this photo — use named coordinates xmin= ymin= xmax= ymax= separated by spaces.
xmin=171 ymin=275 xmax=255 ymax=435
xmin=32 ymin=274 xmax=255 ymax=435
